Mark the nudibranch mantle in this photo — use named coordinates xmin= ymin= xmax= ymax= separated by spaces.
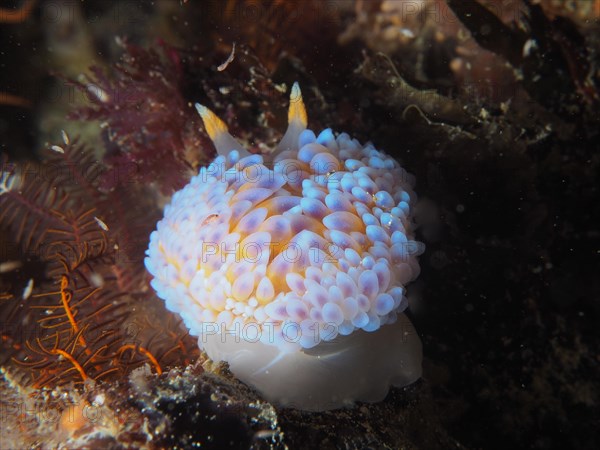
xmin=145 ymin=83 xmax=424 ymax=411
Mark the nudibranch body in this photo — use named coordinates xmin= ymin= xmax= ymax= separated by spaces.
xmin=145 ymin=83 xmax=424 ymax=411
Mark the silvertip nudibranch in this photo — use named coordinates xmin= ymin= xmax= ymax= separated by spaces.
xmin=145 ymin=83 xmax=424 ymax=411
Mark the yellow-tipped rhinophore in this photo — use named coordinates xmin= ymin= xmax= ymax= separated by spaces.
xmin=195 ymin=103 xmax=229 ymax=142
xmin=274 ymin=82 xmax=308 ymax=156
xmin=195 ymin=103 xmax=248 ymax=157
xmin=288 ymin=82 xmax=308 ymax=128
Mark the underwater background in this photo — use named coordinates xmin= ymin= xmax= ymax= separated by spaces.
xmin=1 ymin=0 xmax=599 ymax=448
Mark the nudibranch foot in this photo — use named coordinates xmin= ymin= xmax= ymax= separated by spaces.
xmin=275 ymin=82 xmax=308 ymax=155
xmin=146 ymin=82 xmax=424 ymax=411
xmin=201 ymin=313 xmax=422 ymax=411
